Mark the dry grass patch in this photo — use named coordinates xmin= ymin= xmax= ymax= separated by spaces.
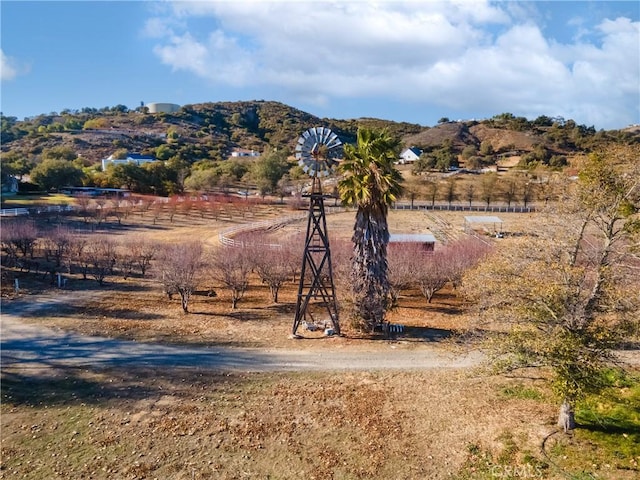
xmin=2 ymin=365 xmax=560 ymax=480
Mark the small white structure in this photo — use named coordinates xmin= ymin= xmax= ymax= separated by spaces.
xmin=101 ymin=152 xmax=157 ymax=171
xmin=231 ymin=149 xmax=261 ymax=158
xmin=464 ymin=216 xmax=504 ymax=235
xmin=399 ymin=147 xmax=422 ymax=164
xmin=146 ymin=102 xmax=180 ymax=114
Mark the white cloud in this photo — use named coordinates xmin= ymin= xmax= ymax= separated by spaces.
xmin=1 ymin=49 xmax=19 ymax=81
xmin=147 ymin=1 xmax=640 ymax=129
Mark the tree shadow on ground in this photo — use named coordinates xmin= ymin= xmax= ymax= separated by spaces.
xmin=398 ymin=326 xmax=456 ymax=342
xmin=342 ymin=326 xmax=458 ymax=343
xmin=225 ymin=309 xmax=275 ymax=322
xmin=78 ymin=307 xmax=164 ymax=321
xmin=0 ymin=366 xmax=248 ymax=407
xmin=3 ymin=300 xmax=163 ymax=321
xmin=401 ymin=303 xmax=462 ymax=315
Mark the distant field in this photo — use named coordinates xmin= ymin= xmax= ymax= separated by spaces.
xmin=1 ymin=193 xmax=73 ymax=208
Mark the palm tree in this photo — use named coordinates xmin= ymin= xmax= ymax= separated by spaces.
xmin=338 ymin=128 xmax=403 ymax=331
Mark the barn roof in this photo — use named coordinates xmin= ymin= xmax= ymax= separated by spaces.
xmin=389 ymin=233 xmax=436 ymax=243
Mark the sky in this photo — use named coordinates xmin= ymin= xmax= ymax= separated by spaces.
xmin=1 ymin=0 xmax=639 ymax=130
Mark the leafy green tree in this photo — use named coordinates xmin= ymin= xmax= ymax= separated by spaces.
xmin=479 ymin=141 xmax=494 ymax=156
xmin=465 ymin=155 xmax=483 ymax=170
xmin=462 ymin=145 xmax=640 ymax=431
xmin=215 ymin=158 xmax=249 ymax=181
xmin=549 ymin=155 xmax=568 ymax=169
xmin=533 ymin=115 xmax=553 ymax=127
xmin=42 ymin=146 xmax=77 ymax=161
xmin=249 ymin=149 xmax=290 ymax=196
xmin=106 ymin=163 xmax=148 ymax=192
xmin=1 ymin=151 xmax=34 ymax=181
xmin=155 ymin=144 xmax=175 ymax=161
xmin=461 ymin=145 xmax=477 ymax=160
xmin=46 ymin=123 xmax=64 ymax=133
xmin=1 ymin=114 xmax=19 ymax=143
xmin=412 ymin=152 xmax=436 ymax=174
xmin=184 ymin=168 xmax=219 ymax=192
xmin=142 ymin=161 xmax=173 ymax=196
xmin=443 ymin=178 xmax=457 ymax=206
xmin=111 ymin=148 xmax=129 ymax=160
xmin=338 ymin=128 xmax=403 ymax=330
xmin=63 ymin=117 xmax=83 ymax=131
xmin=434 ymin=143 xmax=457 ymax=171
xmin=479 ymin=172 xmax=498 ymax=207
xmin=83 ymin=118 xmax=108 ymax=130
xmin=30 ymin=159 xmax=84 ymax=191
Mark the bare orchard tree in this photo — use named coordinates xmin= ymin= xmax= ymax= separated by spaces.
xmin=132 ymin=238 xmax=157 ymax=277
xmin=0 ymin=220 xmax=20 ymax=265
xmin=387 ymin=242 xmax=424 ymax=306
xmin=416 ymin=250 xmax=450 ymax=303
xmin=119 ymin=236 xmax=158 ymax=279
xmin=118 ymin=244 xmax=137 ymax=280
xmin=399 ymin=238 xmax=490 ymax=305
xmin=156 ymin=241 xmax=204 ymax=313
xmin=243 ymin=235 xmax=297 ymax=303
xmin=110 ymin=201 xmax=126 ymax=225
xmin=443 ymin=237 xmax=492 ymax=290
xmin=75 ymin=194 xmax=93 ymax=224
xmin=42 ymin=225 xmax=73 ymax=267
xmin=462 ymin=146 xmax=640 ymax=431
xmin=209 ymin=246 xmax=252 ymax=309
xmin=85 ymin=236 xmax=117 ymax=286
xmin=67 ymin=235 xmax=89 ymax=278
xmin=2 ymin=219 xmax=39 ymax=258
xmin=92 ymin=201 xmax=111 ymax=229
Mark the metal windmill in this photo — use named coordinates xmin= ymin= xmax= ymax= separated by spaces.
xmin=292 ymin=127 xmax=343 ymax=337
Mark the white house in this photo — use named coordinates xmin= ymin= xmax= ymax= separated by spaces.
xmin=399 ymin=147 xmax=422 ymax=164
xmin=101 ymin=152 xmax=157 ymax=171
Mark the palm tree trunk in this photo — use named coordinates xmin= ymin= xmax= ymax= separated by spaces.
xmin=351 ymin=208 xmax=390 ymax=329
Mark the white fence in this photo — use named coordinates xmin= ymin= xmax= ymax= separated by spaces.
xmin=0 ymin=205 xmax=75 ymax=217
xmin=218 ymin=213 xmax=307 ymax=248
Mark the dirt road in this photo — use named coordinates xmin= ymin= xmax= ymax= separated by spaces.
xmin=1 ymin=293 xmax=484 ymax=372
xmin=3 ymin=293 xmax=637 ymax=373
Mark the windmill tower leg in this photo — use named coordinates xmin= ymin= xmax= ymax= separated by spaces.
xmin=292 ymin=186 xmax=340 ymax=337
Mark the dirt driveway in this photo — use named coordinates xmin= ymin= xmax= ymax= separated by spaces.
xmin=1 ymin=291 xmax=484 ymax=373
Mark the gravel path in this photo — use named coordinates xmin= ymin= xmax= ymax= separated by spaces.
xmin=1 ymin=295 xmax=483 ymax=372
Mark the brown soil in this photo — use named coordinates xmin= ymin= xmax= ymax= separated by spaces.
xmin=1 ymin=365 xmax=561 ymax=480
xmin=2 ymin=205 xmax=635 ymax=480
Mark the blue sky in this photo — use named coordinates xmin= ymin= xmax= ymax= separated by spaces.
xmin=1 ymin=1 xmax=638 ymax=130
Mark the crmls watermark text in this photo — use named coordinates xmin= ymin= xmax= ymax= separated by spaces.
xmin=490 ymin=464 xmax=544 ymax=478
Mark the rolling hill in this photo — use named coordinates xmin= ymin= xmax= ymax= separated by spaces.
xmin=1 ymin=100 xmax=637 ymax=167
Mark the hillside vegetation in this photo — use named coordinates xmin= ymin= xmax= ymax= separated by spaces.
xmin=2 ymin=102 xmax=639 ymax=198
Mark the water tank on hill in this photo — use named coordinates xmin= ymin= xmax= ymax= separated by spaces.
xmin=146 ymin=102 xmax=180 ymax=114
